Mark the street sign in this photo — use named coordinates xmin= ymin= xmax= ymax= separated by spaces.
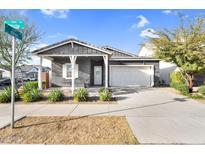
xmin=5 ymin=24 xmax=23 ymax=40
xmin=4 ymin=20 xmax=25 ymax=29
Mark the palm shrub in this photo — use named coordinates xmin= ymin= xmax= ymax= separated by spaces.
xmin=0 ymin=87 xmax=12 ymax=103
xmin=22 ymin=81 xmax=38 ymax=93
xmin=22 ymin=89 xmax=41 ymax=103
xmin=48 ymin=89 xmax=64 ymax=103
xmin=73 ymin=88 xmax=89 ymax=102
xmin=0 ymin=87 xmax=20 ymax=103
xmin=198 ymin=85 xmax=205 ymax=95
xmin=99 ymin=89 xmax=113 ymax=101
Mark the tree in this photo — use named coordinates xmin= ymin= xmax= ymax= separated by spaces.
xmin=148 ymin=15 xmax=205 ymax=92
xmin=0 ymin=11 xmax=41 ymax=75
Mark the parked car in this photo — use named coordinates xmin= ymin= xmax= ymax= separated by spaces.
xmin=0 ymin=78 xmax=11 ymax=86
xmin=22 ymin=77 xmax=37 ymax=81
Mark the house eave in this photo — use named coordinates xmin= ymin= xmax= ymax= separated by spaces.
xmin=33 ymin=39 xmax=112 ymax=56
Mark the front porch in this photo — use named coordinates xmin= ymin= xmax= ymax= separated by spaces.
xmin=34 ymin=39 xmax=111 ymax=94
xmin=38 ymin=55 xmax=109 ymax=94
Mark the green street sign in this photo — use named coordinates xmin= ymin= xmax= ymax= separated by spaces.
xmin=5 ymin=24 xmax=23 ymax=40
xmin=4 ymin=20 xmax=25 ymax=29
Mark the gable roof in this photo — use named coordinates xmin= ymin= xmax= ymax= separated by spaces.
xmin=33 ymin=38 xmax=112 ymax=55
xmin=103 ymin=46 xmax=137 ymax=57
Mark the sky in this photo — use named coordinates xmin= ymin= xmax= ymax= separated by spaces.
xmin=3 ymin=9 xmax=205 ymax=66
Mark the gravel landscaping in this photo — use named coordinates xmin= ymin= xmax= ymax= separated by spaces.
xmin=0 ymin=116 xmax=138 ymax=144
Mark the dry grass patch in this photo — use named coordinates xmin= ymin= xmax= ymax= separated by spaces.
xmin=0 ymin=116 xmax=138 ymax=144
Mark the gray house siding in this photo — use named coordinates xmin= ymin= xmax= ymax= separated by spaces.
xmin=109 ymin=60 xmax=160 ymax=86
xmin=52 ymin=56 xmax=104 ymax=87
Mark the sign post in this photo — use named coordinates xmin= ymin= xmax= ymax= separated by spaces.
xmin=4 ymin=20 xmax=24 ymax=128
xmin=11 ymin=36 xmax=15 ymax=128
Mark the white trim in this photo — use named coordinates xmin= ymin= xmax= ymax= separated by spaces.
xmin=62 ymin=63 xmax=79 ymax=79
xmin=103 ymin=55 xmax=109 ymax=88
xmin=38 ymin=56 xmax=42 ymax=90
xmin=109 ymin=65 xmax=154 ymax=87
xmin=34 ymin=40 xmax=112 ymax=55
xmin=110 ymin=58 xmax=159 ymax=61
xmin=40 ymin=54 xmax=108 ymax=57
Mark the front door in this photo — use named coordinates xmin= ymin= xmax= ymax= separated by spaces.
xmin=94 ymin=66 xmax=102 ymax=85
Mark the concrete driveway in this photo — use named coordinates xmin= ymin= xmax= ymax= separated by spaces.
xmin=1 ymin=87 xmax=205 ymax=144
xmin=111 ymin=87 xmax=205 ymax=144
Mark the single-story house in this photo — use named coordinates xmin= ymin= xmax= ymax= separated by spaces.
xmin=33 ymin=39 xmax=160 ymax=93
xmin=138 ymin=42 xmax=205 ymax=86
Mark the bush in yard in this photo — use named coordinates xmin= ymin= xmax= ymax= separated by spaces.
xmin=198 ymin=85 xmax=205 ymax=95
xmin=170 ymin=72 xmax=185 ymax=87
xmin=0 ymin=87 xmax=19 ymax=103
xmin=99 ymin=89 xmax=113 ymax=101
xmin=22 ymin=81 xmax=38 ymax=93
xmin=73 ymin=88 xmax=89 ymax=102
xmin=48 ymin=89 xmax=64 ymax=103
xmin=170 ymin=72 xmax=189 ymax=95
xmin=99 ymin=87 xmax=106 ymax=93
xmin=0 ymin=87 xmax=11 ymax=103
xmin=22 ymin=89 xmax=41 ymax=103
xmin=189 ymin=93 xmax=203 ymax=99
xmin=175 ymin=83 xmax=189 ymax=96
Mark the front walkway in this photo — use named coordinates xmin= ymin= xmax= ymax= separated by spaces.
xmin=1 ymin=87 xmax=205 ymax=144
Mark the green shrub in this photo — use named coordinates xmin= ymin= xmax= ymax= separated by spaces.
xmin=170 ymin=71 xmax=185 ymax=88
xmin=0 ymin=87 xmax=11 ymax=103
xmin=99 ymin=89 xmax=113 ymax=101
xmin=0 ymin=87 xmax=19 ymax=103
xmin=189 ymin=93 xmax=203 ymax=99
xmin=170 ymin=72 xmax=189 ymax=95
xmin=99 ymin=87 xmax=106 ymax=93
xmin=22 ymin=81 xmax=38 ymax=93
xmin=176 ymin=83 xmax=189 ymax=96
xmin=22 ymin=89 xmax=41 ymax=103
xmin=73 ymin=88 xmax=89 ymax=102
xmin=198 ymin=85 xmax=205 ymax=95
xmin=48 ymin=89 xmax=64 ymax=103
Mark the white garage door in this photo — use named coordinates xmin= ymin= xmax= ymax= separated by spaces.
xmin=110 ymin=65 xmax=153 ymax=87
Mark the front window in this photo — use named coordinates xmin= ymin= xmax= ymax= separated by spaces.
xmin=63 ymin=63 xmax=78 ymax=79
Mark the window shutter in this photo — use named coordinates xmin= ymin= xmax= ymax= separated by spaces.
xmin=62 ymin=64 xmax=66 ymax=78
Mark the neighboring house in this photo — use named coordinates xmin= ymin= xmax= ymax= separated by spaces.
xmin=15 ymin=65 xmax=50 ymax=81
xmin=0 ymin=68 xmax=10 ymax=78
xmin=138 ymin=42 xmax=205 ymax=86
xmin=33 ymin=38 xmax=160 ymax=91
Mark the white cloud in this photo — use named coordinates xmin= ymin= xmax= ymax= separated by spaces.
xmin=40 ymin=9 xmax=69 ymax=19
xmin=162 ymin=10 xmax=172 ymax=15
xmin=47 ymin=32 xmax=78 ymax=39
xmin=30 ymin=43 xmax=48 ymax=51
xmin=131 ymin=15 xmax=149 ymax=30
xmin=140 ymin=28 xmax=159 ymax=38
xmin=137 ymin=15 xmax=149 ymax=28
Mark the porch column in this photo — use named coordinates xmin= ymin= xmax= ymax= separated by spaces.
xmin=103 ymin=55 xmax=109 ymax=88
xmin=38 ymin=56 xmax=42 ymax=90
xmin=69 ymin=55 xmax=77 ymax=95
